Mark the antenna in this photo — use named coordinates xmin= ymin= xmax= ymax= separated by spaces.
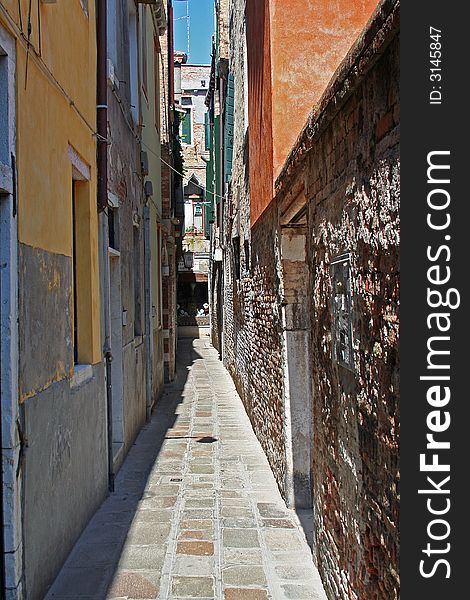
xmin=174 ymin=0 xmax=190 ymax=59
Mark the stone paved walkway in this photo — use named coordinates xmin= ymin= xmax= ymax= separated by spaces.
xmin=46 ymin=337 xmax=327 ymax=600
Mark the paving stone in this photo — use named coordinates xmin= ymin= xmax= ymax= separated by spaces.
xmin=220 ymin=491 xmax=245 ymax=499
xmin=106 ymin=571 xmax=160 ymax=599
xmin=261 ymin=519 xmax=295 ymax=529
xmin=132 ymin=509 xmax=174 ymax=523
xmin=221 ymin=518 xmax=257 ymax=529
xmin=68 ymin=542 xmax=122 ymax=568
xmin=184 ymin=498 xmax=215 ymax=508
xmin=223 ymin=548 xmax=263 ymax=566
xmin=264 ymin=530 xmax=304 ymax=552
xmin=274 ymin=565 xmax=312 ymax=581
xmin=138 ymin=495 xmax=177 ymax=509
xmin=176 ymin=541 xmax=214 ymax=556
xmin=222 ymin=529 xmax=259 ymax=548
xmin=189 ymin=464 xmax=215 ymax=474
xmin=224 ymin=589 xmax=268 ymax=600
xmin=222 ymin=566 xmax=267 ymax=587
xmin=221 ymin=507 xmax=253 ymax=519
xmin=126 ymin=523 xmax=171 ymax=546
xmin=171 ymin=576 xmax=214 ymax=598
xmin=256 ymin=504 xmax=287 ymax=519
xmin=45 ymin=338 xmax=327 ymax=600
xmin=178 ymin=529 xmax=214 ymax=541
xmin=182 ymin=509 xmax=214 ymax=520
xmin=180 ymin=519 xmax=214 ymax=531
xmin=279 ymin=583 xmax=322 ymax=599
xmin=118 ymin=545 xmax=166 ymax=571
xmin=173 ymin=555 xmax=215 ymax=577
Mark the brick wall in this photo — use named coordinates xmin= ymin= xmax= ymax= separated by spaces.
xmin=276 ymin=3 xmax=400 ymax=598
xmin=223 ymin=204 xmax=287 ymax=495
xmin=221 ymin=1 xmax=400 ymax=599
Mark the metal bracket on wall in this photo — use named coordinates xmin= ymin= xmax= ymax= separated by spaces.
xmin=15 ymin=418 xmax=28 ymax=479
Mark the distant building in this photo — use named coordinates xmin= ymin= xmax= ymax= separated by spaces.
xmin=174 ymin=58 xmax=211 ymax=323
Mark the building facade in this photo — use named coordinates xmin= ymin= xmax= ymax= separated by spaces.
xmin=1 ymin=2 xmax=105 ymax=597
xmin=104 ymin=0 xmax=168 ymax=474
xmin=174 ymin=57 xmax=211 ymax=324
xmin=0 ymin=1 xmax=175 ymax=597
xmin=159 ymin=1 xmax=180 ymax=382
xmin=209 ymin=0 xmax=400 ymax=599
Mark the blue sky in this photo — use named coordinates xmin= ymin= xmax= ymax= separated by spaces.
xmin=173 ymin=0 xmax=214 ymax=65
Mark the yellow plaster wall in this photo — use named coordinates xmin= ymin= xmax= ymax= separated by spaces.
xmin=0 ymin=0 xmax=101 ymax=364
xmin=141 ymin=6 xmax=163 ymax=314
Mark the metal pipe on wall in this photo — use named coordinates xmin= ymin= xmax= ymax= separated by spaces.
xmin=96 ymin=0 xmax=114 ymax=492
xmin=143 ymin=204 xmax=153 ymax=421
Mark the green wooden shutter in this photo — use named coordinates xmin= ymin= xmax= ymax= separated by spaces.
xmin=204 ymin=112 xmax=211 ymax=151
xmin=214 ymin=115 xmax=221 ymax=205
xmin=181 ymin=108 xmax=192 ymax=144
xmin=205 ymin=125 xmax=215 ymax=225
xmin=224 ymin=73 xmax=235 ymax=183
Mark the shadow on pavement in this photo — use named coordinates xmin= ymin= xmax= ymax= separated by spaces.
xmin=45 ymin=337 xmax=203 ymax=599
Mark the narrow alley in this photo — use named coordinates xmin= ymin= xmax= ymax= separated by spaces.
xmin=45 ymin=335 xmax=327 ymax=600
xmin=1 ymin=1 xmax=400 ymax=598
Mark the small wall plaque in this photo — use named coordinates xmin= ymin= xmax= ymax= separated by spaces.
xmin=331 ymin=253 xmax=354 ymax=371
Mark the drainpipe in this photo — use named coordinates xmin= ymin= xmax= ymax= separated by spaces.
xmin=101 ymin=215 xmax=114 ymax=493
xmin=143 ymin=203 xmax=153 ymax=420
xmin=219 ymin=74 xmax=225 ymax=361
xmin=97 ymin=0 xmax=114 ymax=492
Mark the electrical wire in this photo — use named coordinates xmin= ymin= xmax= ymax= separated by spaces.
xmin=0 ymin=2 xmax=221 ymax=202
xmin=24 ymin=0 xmax=33 ymax=90
xmin=37 ymin=0 xmax=42 ymax=56
xmin=0 ymin=3 xmax=101 ymax=140
xmin=141 ymin=137 xmax=222 ymax=201
xmin=17 ymin=0 xmax=23 ymax=32
xmin=107 ymin=69 xmax=223 ymax=202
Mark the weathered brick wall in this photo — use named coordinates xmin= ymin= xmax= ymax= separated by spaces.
xmin=273 ymin=3 xmax=400 ymax=598
xmin=222 ymin=5 xmax=399 ymax=598
xmin=224 ymin=205 xmax=287 ymax=495
xmin=222 ymin=0 xmax=288 ymax=496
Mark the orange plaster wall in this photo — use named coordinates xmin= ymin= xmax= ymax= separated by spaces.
xmin=246 ymin=0 xmax=274 ymax=226
xmin=270 ymin=0 xmax=378 ymax=182
xmin=247 ymin=0 xmax=378 ymax=225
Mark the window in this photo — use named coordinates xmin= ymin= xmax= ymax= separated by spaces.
xmin=180 ymin=108 xmax=192 ymax=144
xmin=331 ymin=253 xmax=354 ymax=371
xmin=0 ymin=49 xmax=8 ymax=164
xmin=141 ymin=6 xmax=148 ymax=98
xmin=72 ymin=184 xmax=78 ymax=363
xmin=154 ymin=37 xmax=161 ymax=133
xmin=204 ymin=111 xmax=211 ymax=151
xmin=244 ymin=239 xmax=250 ymax=273
xmin=108 ymin=207 xmax=119 ymax=251
xmin=232 ymin=236 xmax=241 ymax=281
xmin=193 ymin=202 xmax=203 ymax=234
xmin=128 ymin=0 xmax=139 ymax=124
xmin=71 ymin=175 xmax=97 ymax=365
xmin=134 ymin=225 xmax=142 ymax=336
xmin=156 ymin=225 xmax=162 ymax=327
